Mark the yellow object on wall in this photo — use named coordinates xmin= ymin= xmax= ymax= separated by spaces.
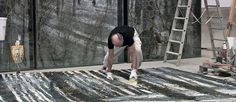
xmin=11 ymin=45 xmax=24 ymax=64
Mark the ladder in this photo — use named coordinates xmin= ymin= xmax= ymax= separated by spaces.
xmin=204 ymin=0 xmax=226 ymax=57
xmin=225 ymin=0 xmax=236 ymax=57
xmin=163 ymin=0 xmax=192 ymax=66
xmin=225 ymin=0 xmax=236 ymax=37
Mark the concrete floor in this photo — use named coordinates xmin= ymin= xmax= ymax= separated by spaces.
xmin=2 ymin=57 xmax=209 ymax=74
xmin=12 ymin=56 xmax=236 ymax=83
xmin=9 ymin=56 xmax=218 ymax=72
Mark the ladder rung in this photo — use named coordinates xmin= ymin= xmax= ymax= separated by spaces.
xmin=213 ymin=38 xmax=225 ymax=41
xmin=175 ymin=17 xmax=185 ymax=20
xmin=166 ymin=51 xmax=179 ymax=56
xmin=210 ymin=27 xmax=224 ymax=30
xmin=178 ymin=5 xmax=188 ymax=8
xmin=207 ymin=5 xmax=219 ymax=7
xmin=172 ymin=28 xmax=184 ymax=32
xmin=169 ymin=40 xmax=182 ymax=44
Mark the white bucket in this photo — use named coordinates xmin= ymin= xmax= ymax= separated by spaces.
xmin=227 ymin=37 xmax=236 ymax=49
xmin=0 ymin=17 xmax=7 ymax=41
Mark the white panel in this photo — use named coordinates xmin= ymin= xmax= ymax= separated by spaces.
xmin=0 ymin=17 xmax=7 ymax=41
xmin=202 ymin=0 xmax=232 ymax=8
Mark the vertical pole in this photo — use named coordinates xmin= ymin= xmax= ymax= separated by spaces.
xmin=118 ymin=0 xmax=128 ymax=26
xmin=118 ymin=0 xmax=128 ymax=62
xmin=225 ymin=0 xmax=236 ymax=37
xmin=32 ymin=0 xmax=37 ymax=69
xmin=123 ymin=0 xmax=128 ymax=62
xmin=1 ymin=42 xmax=3 ymax=64
xmin=118 ymin=0 xmax=124 ymax=26
xmin=124 ymin=0 xmax=128 ymax=26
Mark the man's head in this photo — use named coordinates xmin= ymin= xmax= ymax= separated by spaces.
xmin=111 ymin=33 xmax=123 ymax=47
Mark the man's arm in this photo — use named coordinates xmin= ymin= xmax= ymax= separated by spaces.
xmin=107 ymin=49 xmax=114 ymax=72
xmin=128 ymin=44 xmax=138 ymax=69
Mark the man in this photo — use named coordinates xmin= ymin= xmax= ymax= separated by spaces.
xmin=103 ymin=25 xmax=143 ymax=80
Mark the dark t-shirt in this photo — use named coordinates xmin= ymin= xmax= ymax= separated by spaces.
xmin=108 ymin=26 xmax=135 ymax=49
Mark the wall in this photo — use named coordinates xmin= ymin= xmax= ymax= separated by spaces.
xmin=128 ymin=0 xmax=201 ymax=61
xmin=0 ymin=0 xmax=31 ymax=71
xmin=36 ymin=0 xmax=118 ymax=68
xmin=0 ymin=0 xmax=201 ymax=71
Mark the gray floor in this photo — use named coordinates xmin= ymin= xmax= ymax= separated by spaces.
xmin=0 ymin=57 xmax=212 ymax=74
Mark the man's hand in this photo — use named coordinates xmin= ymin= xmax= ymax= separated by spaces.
xmin=129 ymin=69 xmax=137 ymax=79
xmin=106 ymin=72 xmax=113 ymax=80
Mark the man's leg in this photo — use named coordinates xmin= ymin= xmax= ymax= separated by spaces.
xmin=102 ymin=46 xmax=127 ymax=70
xmin=133 ymin=28 xmax=143 ymax=68
xmin=103 ymin=46 xmax=126 ymax=80
xmin=130 ymin=28 xmax=143 ymax=79
xmin=134 ymin=39 xmax=143 ymax=68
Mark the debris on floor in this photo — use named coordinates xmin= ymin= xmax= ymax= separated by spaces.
xmin=199 ymin=61 xmax=236 ymax=78
xmin=199 ymin=48 xmax=236 ymax=78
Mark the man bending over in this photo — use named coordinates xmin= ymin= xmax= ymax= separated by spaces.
xmin=103 ymin=25 xmax=143 ymax=80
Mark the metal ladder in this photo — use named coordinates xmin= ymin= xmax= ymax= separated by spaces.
xmin=225 ymin=0 xmax=236 ymax=37
xmin=163 ymin=0 xmax=192 ymax=66
xmin=225 ymin=0 xmax=236 ymax=61
xmin=204 ymin=0 xmax=226 ymax=57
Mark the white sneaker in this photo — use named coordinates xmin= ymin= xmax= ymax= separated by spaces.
xmin=129 ymin=69 xmax=137 ymax=79
xmin=106 ymin=72 xmax=114 ymax=80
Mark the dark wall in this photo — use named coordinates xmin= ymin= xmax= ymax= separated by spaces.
xmin=36 ymin=0 xmax=118 ymax=68
xmin=0 ymin=0 xmax=6 ymax=17
xmin=0 ymin=0 xmax=31 ymax=71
